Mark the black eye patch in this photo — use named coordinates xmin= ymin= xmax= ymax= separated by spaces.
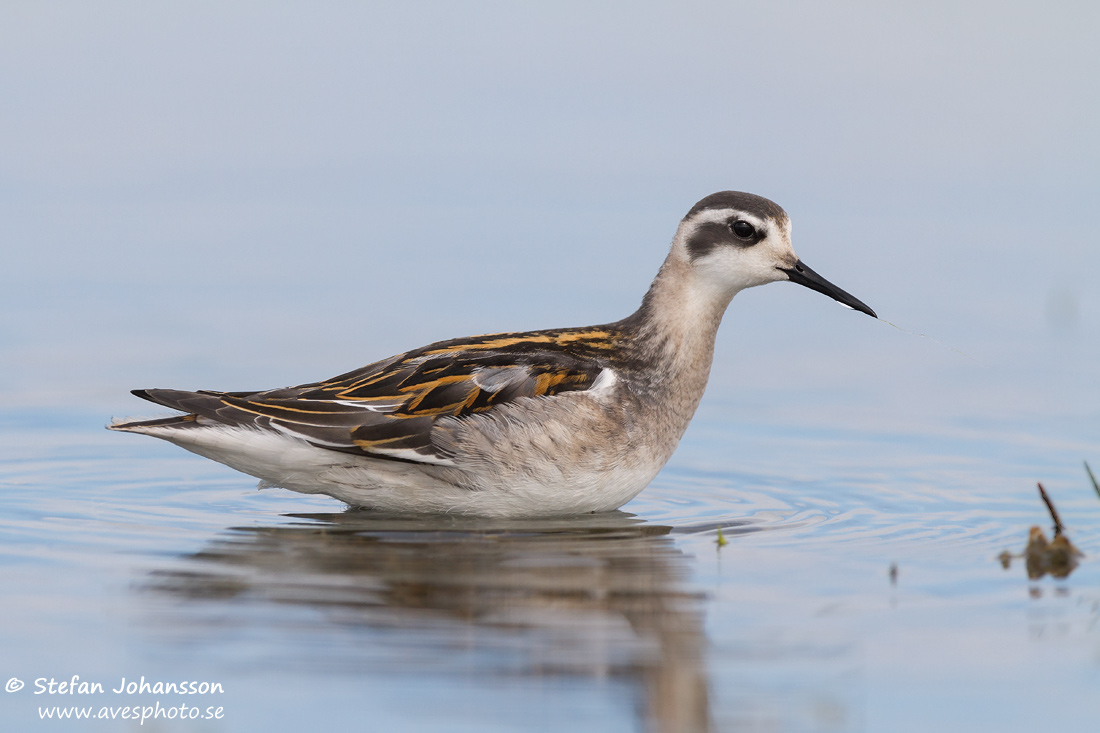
xmin=685 ymin=221 xmax=765 ymax=260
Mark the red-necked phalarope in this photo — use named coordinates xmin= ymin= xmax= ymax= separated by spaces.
xmin=111 ymin=191 xmax=876 ymax=517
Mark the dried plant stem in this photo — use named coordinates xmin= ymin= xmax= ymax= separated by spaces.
xmin=1086 ymin=461 xmax=1100 ymax=501
xmin=1037 ymin=482 xmax=1065 ymax=536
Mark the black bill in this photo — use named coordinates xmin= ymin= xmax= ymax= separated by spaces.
xmin=781 ymin=260 xmax=877 ymax=318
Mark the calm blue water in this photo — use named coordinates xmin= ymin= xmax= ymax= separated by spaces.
xmin=1 ymin=389 xmax=1097 ymax=731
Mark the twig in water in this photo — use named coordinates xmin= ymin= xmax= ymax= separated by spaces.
xmin=1037 ymin=482 xmax=1065 ymax=536
xmin=1086 ymin=461 xmax=1100 ymax=501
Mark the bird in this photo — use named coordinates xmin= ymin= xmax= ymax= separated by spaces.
xmin=111 ymin=191 xmax=876 ymax=517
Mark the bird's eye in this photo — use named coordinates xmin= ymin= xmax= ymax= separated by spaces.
xmin=730 ymin=220 xmax=755 ymax=239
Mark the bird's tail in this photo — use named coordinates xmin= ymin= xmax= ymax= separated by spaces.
xmin=108 ymin=389 xmax=229 ymax=433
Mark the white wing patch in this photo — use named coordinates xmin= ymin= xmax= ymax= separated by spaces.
xmin=589 ymin=367 xmax=619 ymax=395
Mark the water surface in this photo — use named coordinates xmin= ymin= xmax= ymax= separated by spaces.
xmin=1 ymin=401 xmax=1097 ymax=731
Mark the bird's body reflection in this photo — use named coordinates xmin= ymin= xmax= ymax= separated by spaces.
xmin=150 ymin=510 xmax=716 ymax=731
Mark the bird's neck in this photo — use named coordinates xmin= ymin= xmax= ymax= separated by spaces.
xmin=619 ymin=254 xmax=738 ymax=400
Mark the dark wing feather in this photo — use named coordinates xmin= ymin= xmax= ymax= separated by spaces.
xmin=128 ymin=327 xmax=621 ymax=465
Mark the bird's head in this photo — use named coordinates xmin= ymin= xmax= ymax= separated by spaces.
xmin=672 ymin=191 xmax=876 ymax=318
